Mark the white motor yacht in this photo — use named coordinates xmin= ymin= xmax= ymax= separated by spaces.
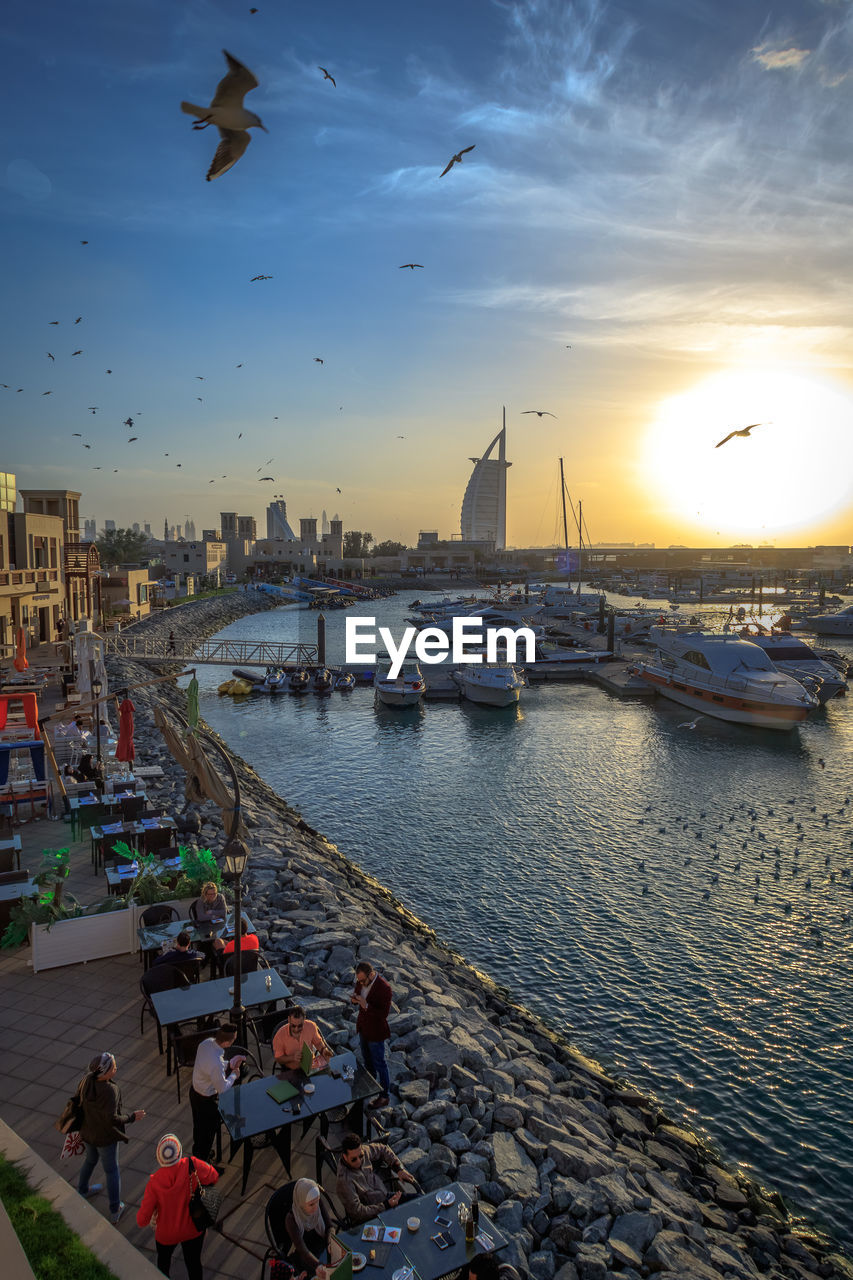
xmin=374 ymin=660 xmax=425 ymax=707
xmin=737 ymin=630 xmax=848 ymax=703
xmin=633 ymin=627 xmax=819 ymax=729
xmin=791 ymin=603 xmax=853 ymax=636
xmin=452 ymin=658 xmax=526 ymax=707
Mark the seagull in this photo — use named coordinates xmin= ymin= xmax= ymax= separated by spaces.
xmin=87 ymin=407 xmax=98 ymax=413
xmin=92 ymin=466 xmax=102 ymax=470
xmin=714 ymin=422 xmax=770 ymax=449
xmin=124 ymin=417 xmax=134 ymax=428
xmin=522 ymin=410 xmax=556 ymax=418
xmin=71 ymin=350 xmax=83 ymax=356
xmin=47 ymin=352 xmax=54 ymax=361
xmin=83 ymin=443 xmax=91 ymax=448
xmin=318 ymin=66 xmax=336 ymax=87
xmin=127 ymin=437 xmax=138 ymax=443
xmin=440 ymin=144 xmax=475 ymax=177
xmin=236 ymin=363 xmax=243 ymax=367
xmin=258 ymin=475 xmax=274 ymax=481
xmin=49 ymin=320 xmax=59 ymax=325
xmin=74 ymin=317 xmax=82 ymax=324
xmin=399 ymin=263 xmax=424 ymax=269
xmin=678 ymin=716 xmax=703 ymax=729
xmin=181 ymin=49 xmax=268 ymax=181
xmin=42 ymin=390 xmax=52 ymax=395
xmin=106 ymin=369 xmax=112 ymax=374
xmin=71 ymin=432 xmax=82 ymax=437
xmin=314 ymin=357 xmax=324 ymax=364
xmin=336 ymin=487 xmax=341 ymax=494
xmin=197 ymin=397 xmax=203 ymax=402
xmin=195 ymin=376 xmax=205 ymax=380
xmin=250 ymin=274 xmax=273 ymax=281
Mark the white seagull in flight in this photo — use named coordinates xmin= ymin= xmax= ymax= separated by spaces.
xmin=181 ymin=50 xmax=268 ymax=181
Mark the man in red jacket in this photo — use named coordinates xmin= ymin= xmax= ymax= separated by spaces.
xmin=351 ymin=960 xmax=392 ymax=1108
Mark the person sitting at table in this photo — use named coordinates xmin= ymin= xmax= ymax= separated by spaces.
xmin=285 ymin=1179 xmax=332 ymax=1271
xmin=154 ymin=930 xmax=204 ymax=969
xmin=214 ymin=917 xmax=260 ymax=957
xmin=335 ymin=1134 xmax=416 ymax=1224
xmin=272 ymin=1005 xmax=333 ymax=1072
xmin=191 ymin=880 xmax=227 ymax=922
xmin=78 ymin=753 xmax=104 ymax=787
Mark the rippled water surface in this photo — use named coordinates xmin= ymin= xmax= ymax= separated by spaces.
xmin=190 ymin=593 xmax=853 ymax=1244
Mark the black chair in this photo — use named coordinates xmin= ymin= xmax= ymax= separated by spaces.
xmin=246 ymin=1009 xmax=293 ymax=1071
xmin=140 ymin=963 xmax=190 ymax=1055
xmin=0 ymin=849 xmax=19 ymax=874
xmin=314 ymin=1113 xmax=393 ymax=1187
xmin=0 ymin=868 xmax=29 ymax=886
xmin=120 ymin=795 xmax=145 ymax=821
xmin=223 ymin=950 xmax=268 ymax=977
xmin=138 ymin=903 xmax=180 ymax=968
xmin=170 ymin=1026 xmax=217 ymax=1103
xmin=170 ymin=955 xmax=204 ymax=985
xmin=143 ymin=826 xmax=177 ymax=855
xmin=260 ymin=1180 xmax=340 ymax=1280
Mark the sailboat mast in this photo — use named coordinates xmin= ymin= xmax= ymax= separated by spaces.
xmin=577 ymin=499 xmax=583 ymax=597
xmin=559 ymin=458 xmax=570 ymax=589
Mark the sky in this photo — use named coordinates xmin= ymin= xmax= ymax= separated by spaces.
xmin=3 ymin=0 xmax=853 ymax=550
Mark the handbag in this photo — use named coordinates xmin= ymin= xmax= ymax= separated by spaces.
xmin=188 ymin=1157 xmax=222 ymax=1231
xmin=55 ymin=1082 xmax=84 ymax=1135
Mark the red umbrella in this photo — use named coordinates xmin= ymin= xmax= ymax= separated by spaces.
xmin=115 ymin=697 xmax=136 ymax=763
xmin=13 ymin=627 xmax=28 ymax=673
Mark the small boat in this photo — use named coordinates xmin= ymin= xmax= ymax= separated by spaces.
xmin=374 ymin=660 xmax=425 ymax=707
xmin=312 ymin=667 xmax=334 ymax=694
xmin=452 ymin=657 xmax=526 ymax=707
xmin=335 ymin=673 xmax=356 ymax=692
xmin=633 ymin=627 xmax=819 ymax=729
xmin=262 ymin=666 xmax=287 ymax=693
xmin=287 ymin=667 xmax=310 ymax=694
xmin=792 ymin=603 xmax=853 ymax=636
xmin=736 ymin=630 xmax=848 ymax=703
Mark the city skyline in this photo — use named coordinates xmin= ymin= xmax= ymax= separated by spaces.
xmin=3 ymin=0 xmax=853 ymax=548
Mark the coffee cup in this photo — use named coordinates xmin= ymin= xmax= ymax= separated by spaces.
xmin=407 ymin=1217 xmax=420 ymax=1233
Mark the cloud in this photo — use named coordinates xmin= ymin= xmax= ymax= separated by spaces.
xmin=751 ymin=43 xmax=811 ymax=70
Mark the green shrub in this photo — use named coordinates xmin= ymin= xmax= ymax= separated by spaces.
xmin=0 ymin=1155 xmax=118 ymax=1279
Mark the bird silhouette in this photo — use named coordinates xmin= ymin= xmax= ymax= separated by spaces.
xmin=87 ymin=407 xmax=98 ymax=413
xmin=106 ymin=369 xmax=112 ymax=374
xmin=440 ymin=144 xmax=475 ymax=177
xmin=47 ymin=352 xmax=54 ymax=361
xmin=182 ymin=49 xmax=268 ymax=181
xmin=714 ymin=422 xmax=770 ymax=449
xmin=259 ymin=476 xmax=274 ymax=481
xmin=80 ymin=240 xmax=88 ymax=244
xmin=49 ymin=320 xmax=59 ymax=325
xmin=71 ymin=432 xmax=82 ymax=437
xmin=127 ymin=437 xmax=138 ymax=443
xmin=42 ymin=390 xmax=52 ymax=395
xmin=336 ymin=487 xmax=341 ymax=494
xmin=71 ymin=350 xmax=83 ymax=356
xmin=83 ymin=443 xmax=91 ymax=448
xmin=250 ymin=274 xmax=273 ymax=281
xmin=74 ymin=316 xmax=82 ymax=324
xmin=318 ymin=66 xmax=336 ymax=86
xmin=196 ymin=376 xmax=205 ymax=380
xmin=678 ymin=716 xmax=703 ymax=729
xmin=522 ymin=410 xmax=556 ymax=418
xmin=123 ymin=417 xmax=134 ymax=428
xmin=197 ymin=397 xmax=203 ymax=402
xmin=313 ymin=357 xmax=324 ymax=364
xmin=399 ymin=263 xmax=424 ymax=269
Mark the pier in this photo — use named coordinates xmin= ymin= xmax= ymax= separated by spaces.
xmin=104 ymin=633 xmax=318 ymax=667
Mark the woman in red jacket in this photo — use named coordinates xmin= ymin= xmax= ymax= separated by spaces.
xmin=137 ymin=1134 xmax=219 ymax=1279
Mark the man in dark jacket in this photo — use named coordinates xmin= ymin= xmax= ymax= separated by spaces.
xmin=350 ymin=960 xmax=392 ymax=1107
xmin=335 ymin=1133 xmax=416 ymax=1223
xmin=76 ymin=1051 xmax=146 ymax=1224
xmin=154 ymin=931 xmax=204 ymax=969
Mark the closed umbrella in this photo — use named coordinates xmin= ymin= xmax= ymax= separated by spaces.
xmin=13 ymin=627 xmax=28 ymax=673
xmin=186 ymin=675 xmax=199 ymax=733
xmin=115 ymin=697 xmax=135 ymax=763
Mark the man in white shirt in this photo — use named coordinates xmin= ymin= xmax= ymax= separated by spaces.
xmin=189 ymin=1022 xmax=245 ymax=1166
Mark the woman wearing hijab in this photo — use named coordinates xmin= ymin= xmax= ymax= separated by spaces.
xmin=286 ymin=1178 xmax=332 ymax=1270
xmin=76 ymin=1052 xmax=146 ymax=1224
xmin=137 ymin=1134 xmax=219 ymax=1279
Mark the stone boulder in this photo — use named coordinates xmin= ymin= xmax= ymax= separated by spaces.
xmin=491 ymin=1130 xmax=540 ymax=1201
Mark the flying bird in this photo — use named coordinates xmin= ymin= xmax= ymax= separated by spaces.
xmin=678 ymin=716 xmax=704 ymax=729
xmin=92 ymin=466 xmax=102 ymax=470
xmin=318 ymin=66 xmax=336 ymax=87
xmin=71 ymin=432 xmax=82 ymax=437
xmin=47 ymin=352 xmax=55 ymax=361
xmin=74 ymin=317 xmax=82 ymax=324
xmin=336 ymin=487 xmax=341 ymax=494
xmin=127 ymin=437 xmax=138 ymax=443
xmin=522 ymin=410 xmax=556 ymax=418
xmin=49 ymin=320 xmax=59 ymax=325
xmin=88 ymin=407 xmax=98 ymax=413
xmin=83 ymin=443 xmax=91 ymax=448
xmin=106 ymin=369 xmax=112 ymax=374
xmin=80 ymin=240 xmax=88 ymax=244
xmin=313 ymin=357 xmax=324 ymax=364
xmin=250 ymin=274 xmax=273 ymax=281
xmin=259 ymin=475 xmax=274 ymax=481
xmin=209 ymin=479 xmax=216 ymax=483
xmin=396 ymin=435 xmax=406 ymax=438
xmin=439 ymin=144 xmax=475 ymax=177
xmin=714 ymin=422 xmax=770 ymax=449
xmin=238 ymin=432 xmax=242 ymax=438
xmin=195 ymin=376 xmax=205 ymax=380
xmin=123 ymin=417 xmax=134 ymax=428
xmin=71 ymin=350 xmax=83 ymax=356
xmin=181 ymin=49 xmax=268 ymax=181
xmin=236 ymin=363 xmax=243 ymax=367
xmin=399 ymin=263 xmax=424 ymax=269
xmin=42 ymin=390 xmax=52 ymax=395
xmin=197 ymin=397 xmax=203 ymax=402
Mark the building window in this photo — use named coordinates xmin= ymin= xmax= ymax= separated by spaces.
xmin=183 ymin=553 xmax=189 ymax=563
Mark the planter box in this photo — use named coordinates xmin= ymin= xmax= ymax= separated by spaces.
xmin=30 ymin=898 xmax=196 ymax=973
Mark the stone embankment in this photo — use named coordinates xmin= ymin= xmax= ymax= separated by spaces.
xmin=105 ymin=595 xmax=853 ymax=1280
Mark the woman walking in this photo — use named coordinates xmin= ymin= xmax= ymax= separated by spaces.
xmin=137 ymin=1134 xmax=219 ymax=1279
xmin=76 ymin=1051 xmax=145 ymax=1224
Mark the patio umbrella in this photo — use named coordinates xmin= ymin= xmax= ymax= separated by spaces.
xmin=13 ymin=627 xmax=28 ymax=672
xmin=186 ymin=675 xmax=199 ymax=733
xmin=154 ymin=705 xmax=246 ymax=841
xmin=115 ymin=697 xmax=135 ymax=763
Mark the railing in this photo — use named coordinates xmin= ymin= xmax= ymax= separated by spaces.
xmin=104 ymin=634 xmax=319 ymax=666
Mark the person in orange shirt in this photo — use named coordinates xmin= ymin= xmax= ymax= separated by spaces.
xmin=218 ymin=918 xmax=260 ymax=957
xmin=272 ymin=1005 xmax=333 ymax=1071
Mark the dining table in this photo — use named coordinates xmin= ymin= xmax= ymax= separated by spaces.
xmin=149 ymin=966 xmax=291 ymax=1034
xmin=137 ymin=909 xmax=255 ymax=967
xmin=334 ymin=1181 xmax=507 ymax=1280
xmin=104 ymin=851 xmax=182 ymax=894
xmin=218 ymin=1050 xmax=380 ymax=1196
xmin=92 ymin=815 xmax=177 ymax=873
xmin=68 ymin=788 xmax=147 ymax=841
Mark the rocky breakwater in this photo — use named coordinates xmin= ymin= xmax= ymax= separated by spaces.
xmin=107 ymin=599 xmax=853 ymax=1280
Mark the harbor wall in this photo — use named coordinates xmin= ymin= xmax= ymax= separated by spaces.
xmin=104 ymin=595 xmax=853 ymax=1280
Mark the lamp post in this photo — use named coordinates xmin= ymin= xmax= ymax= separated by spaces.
xmin=223 ymin=836 xmax=250 ymax=1042
xmin=91 ymin=673 xmax=103 ymax=792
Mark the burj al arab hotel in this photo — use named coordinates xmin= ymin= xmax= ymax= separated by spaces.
xmin=460 ymin=409 xmax=511 ymax=550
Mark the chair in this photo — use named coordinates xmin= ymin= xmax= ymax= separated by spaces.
xmin=170 ymin=1026 xmax=217 ymax=1103
xmin=246 ymin=1008 xmax=293 ymax=1071
xmin=0 ymin=848 xmax=21 ymax=874
xmin=138 ymin=903 xmax=180 ymax=969
xmin=223 ymin=950 xmax=267 ymax=977
xmin=260 ymin=1181 xmax=340 ymax=1280
xmin=140 ymin=964 xmax=190 ymax=1055
xmin=0 ymin=869 xmax=28 ymax=886
xmin=143 ymin=826 xmax=177 ymax=855
xmin=0 ymin=812 xmax=13 ymax=838
xmin=314 ymin=1113 xmax=391 ymax=1187
xmin=120 ymin=795 xmax=145 ymax=821
xmin=170 ymin=955 xmax=203 ymax=985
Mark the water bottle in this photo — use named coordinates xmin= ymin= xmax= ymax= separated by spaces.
xmin=464 ymin=1205 xmax=476 ymax=1245
xmin=265 ymin=973 xmax=272 ymax=991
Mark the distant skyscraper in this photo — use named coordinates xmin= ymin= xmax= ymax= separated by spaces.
xmin=321 ymin=508 xmax=330 ymax=536
xmin=144 ymin=523 xmax=151 ymax=537
xmin=84 ymin=518 xmax=96 ymax=540
xmin=184 ymin=518 xmax=196 ymax=540
xmin=104 ymin=519 xmax=116 ymax=533
xmin=164 ymin=517 xmax=169 ymax=541
xmin=132 ymin=522 xmax=140 ymax=534
xmin=266 ymin=497 xmax=297 ymax=540
xmin=460 ymin=409 xmax=511 ymax=549
xmin=175 ymin=524 xmax=182 ymax=541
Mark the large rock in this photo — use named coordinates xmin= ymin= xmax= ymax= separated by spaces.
xmin=644 ymin=1230 xmax=718 ymax=1278
xmin=491 ymin=1130 xmax=540 ymax=1200
xmin=645 ymin=1169 xmax=703 ymax=1222
xmin=547 ymin=1139 xmax=618 ymax=1183
xmin=609 ymin=1210 xmax=662 ymax=1256
xmin=407 ymin=1035 xmax=458 ymax=1078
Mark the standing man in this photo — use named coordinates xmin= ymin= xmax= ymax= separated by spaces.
xmin=189 ymin=1022 xmax=244 ymax=1168
xmin=351 ymin=960 xmax=392 ymax=1108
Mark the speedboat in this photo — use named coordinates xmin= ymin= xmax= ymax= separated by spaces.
xmin=633 ymin=627 xmax=819 ymax=729
xmin=452 ymin=657 xmax=526 ymax=707
xmin=262 ymin=666 xmax=287 ymax=693
xmin=335 ymin=673 xmax=356 ymax=692
xmin=312 ymin=667 xmax=334 ymax=695
xmin=374 ymin=660 xmax=425 ymax=707
xmin=287 ymin=667 xmax=310 ymax=694
xmin=737 ymin=630 xmax=847 ymax=703
xmin=791 ymin=603 xmax=853 ymax=636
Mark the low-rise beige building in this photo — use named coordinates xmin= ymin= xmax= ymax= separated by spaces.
xmin=0 ymin=474 xmax=67 ymax=657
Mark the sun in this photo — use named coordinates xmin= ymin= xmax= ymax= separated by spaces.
xmin=641 ymin=369 xmax=853 ymax=537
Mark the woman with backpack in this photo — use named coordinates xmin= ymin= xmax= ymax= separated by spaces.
xmin=137 ymin=1134 xmax=219 ymax=1279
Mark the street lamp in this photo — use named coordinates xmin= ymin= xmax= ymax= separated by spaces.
xmin=223 ymin=836 xmax=250 ymax=1040
xmin=91 ymin=674 xmax=103 ymax=790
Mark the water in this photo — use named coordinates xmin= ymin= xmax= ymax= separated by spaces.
xmin=188 ymin=592 xmax=853 ymax=1244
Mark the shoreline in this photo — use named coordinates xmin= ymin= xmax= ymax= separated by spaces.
xmin=106 ymin=593 xmax=853 ymax=1280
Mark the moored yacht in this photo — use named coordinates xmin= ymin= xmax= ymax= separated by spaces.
xmin=736 ymin=630 xmax=848 ymax=703
xmin=374 ymin=660 xmax=425 ymax=707
xmin=791 ymin=603 xmax=853 ymax=636
xmin=633 ymin=627 xmax=819 ymax=729
xmin=452 ymin=657 xmax=526 ymax=707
